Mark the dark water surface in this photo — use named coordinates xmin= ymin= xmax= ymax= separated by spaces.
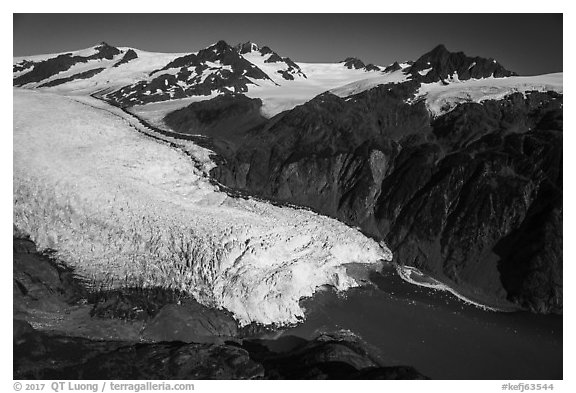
xmin=273 ymin=265 xmax=562 ymax=380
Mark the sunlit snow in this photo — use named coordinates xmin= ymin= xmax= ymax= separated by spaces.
xmin=413 ymin=73 xmax=563 ymax=116
xmin=13 ymin=89 xmax=392 ymax=326
xmin=330 ymin=69 xmax=409 ymax=97
xmin=16 ymin=48 xmax=189 ymax=94
xmin=418 ymin=67 xmax=433 ymax=76
xmin=243 ymin=62 xmax=388 ymax=117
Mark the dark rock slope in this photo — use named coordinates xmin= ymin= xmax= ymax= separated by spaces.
xmin=39 ymin=67 xmax=106 ymax=88
xmin=243 ymin=331 xmax=428 ymax=379
xmin=380 ymin=91 xmax=562 ymax=312
xmin=113 ymin=49 xmax=138 ymax=68
xmin=15 ymin=323 xmax=427 ymax=379
xmin=164 ymin=80 xmax=562 ymax=314
xmin=341 ymin=57 xmax=381 ymax=72
xmin=15 ymin=322 xmax=264 ymax=380
xmin=163 ymin=93 xmax=267 ymax=156
xmin=408 ymin=44 xmax=517 ymax=82
xmin=210 ymin=81 xmax=428 ymax=232
xmin=383 ymin=61 xmax=403 ymax=73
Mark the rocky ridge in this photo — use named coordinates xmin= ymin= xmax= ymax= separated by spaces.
xmin=341 ymin=57 xmax=381 ymax=72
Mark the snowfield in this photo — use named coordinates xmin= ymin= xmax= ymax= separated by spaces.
xmin=13 ymin=88 xmax=392 ymax=326
xmin=129 ymin=62 xmax=396 ymax=123
xmin=245 ymin=62 xmax=389 ymax=117
xmin=129 ymin=62 xmax=396 ymax=121
xmin=413 ymin=73 xmax=563 ymax=116
xmin=130 ymin=71 xmax=563 ymax=124
xmin=330 ymin=68 xmax=409 ymax=97
xmin=15 ymin=46 xmax=188 ymax=94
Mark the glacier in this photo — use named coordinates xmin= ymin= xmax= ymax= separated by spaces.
xmin=413 ymin=72 xmax=563 ymax=116
xmin=13 ymin=89 xmax=392 ymax=326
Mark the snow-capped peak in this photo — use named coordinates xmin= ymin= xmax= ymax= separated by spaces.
xmin=236 ymin=42 xmax=307 ymax=83
xmin=407 ymin=44 xmax=516 ymax=83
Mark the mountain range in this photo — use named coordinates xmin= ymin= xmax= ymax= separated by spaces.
xmin=13 ymin=40 xmax=520 ymax=106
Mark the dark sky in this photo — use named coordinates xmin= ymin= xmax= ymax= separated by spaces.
xmin=13 ymin=14 xmax=563 ymax=75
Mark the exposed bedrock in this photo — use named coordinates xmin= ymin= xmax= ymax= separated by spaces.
xmin=15 ymin=321 xmax=428 ymax=379
xmin=113 ymin=49 xmax=138 ymax=68
xmin=163 ymin=84 xmax=563 ymax=314
xmin=381 ymin=91 xmax=562 ymax=313
xmin=408 ymin=44 xmax=517 ymax=82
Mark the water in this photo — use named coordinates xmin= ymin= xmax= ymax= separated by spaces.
xmin=273 ymin=265 xmax=562 ymax=379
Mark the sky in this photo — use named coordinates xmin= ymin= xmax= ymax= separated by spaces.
xmin=13 ymin=14 xmax=563 ymax=75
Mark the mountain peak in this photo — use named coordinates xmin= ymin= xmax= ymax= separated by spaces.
xmin=409 ymin=44 xmax=516 ymax=82
xmin=236 ymin=41 xmax=260 ymax=54
xmin=384 ymin=61 xmax=401 ymax=73
xmin=417 ymin=44 xmax=453 ymax=64
xmin=91 ymin=42 xmax=121 ymax=60
xmin=340 ymin=57 xmax=382 ymax=72
xmin=95 ymin=41 xmax=119 ymax=52
xmin=341 ymin=57 xmax=365 ymax=70
xmin=260 ymin=46 xmax=274 ymax=55
xmin=211 ymin=40 xmax=232 ymax=52
xmin=430 ymin=44 xmax=448 ymax=54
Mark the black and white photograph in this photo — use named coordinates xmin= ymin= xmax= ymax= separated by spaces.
xmin=8 ymin=6 xmax=570 ymax=388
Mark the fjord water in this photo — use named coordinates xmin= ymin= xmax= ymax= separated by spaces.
xmin=277 ymin=264 xmax=562 ymax=380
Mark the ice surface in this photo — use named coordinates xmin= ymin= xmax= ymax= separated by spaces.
xmin=13 ymin=89 xmax=392 ymax=326
xmin=129 ymin=61 xmax=393 ymax=121
xmin=414 ymin=73 xmax=563 ymax=116
xmin=243 ymin=62 xmax=388 ymax=117
xmin=330 ymin=69 xmax=409 ymax=97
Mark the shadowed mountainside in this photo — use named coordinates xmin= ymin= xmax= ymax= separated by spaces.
xmin=163 ymin=81 xmax=562 ymax=314
xmin=408 ymin=44 xmax=517 ymax=83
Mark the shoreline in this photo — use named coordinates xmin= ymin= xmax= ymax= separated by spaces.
xmin=394 ymin=264 xmax=520 ymax=313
